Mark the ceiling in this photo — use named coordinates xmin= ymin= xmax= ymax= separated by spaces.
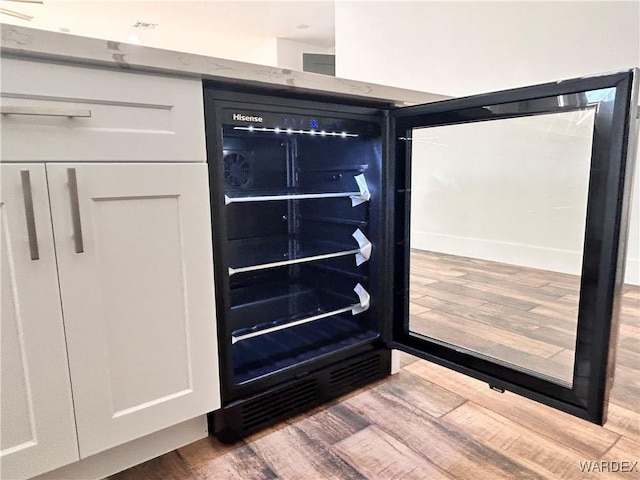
xmin=0 ymin=1 xmax=337 ymax=49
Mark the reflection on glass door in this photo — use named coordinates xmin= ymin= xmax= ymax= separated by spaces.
xmin=409 ymin=109 xmax=596 ymax=387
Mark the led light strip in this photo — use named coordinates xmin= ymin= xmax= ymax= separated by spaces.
xmin=233 ymin=126 xmax=358 ymax=137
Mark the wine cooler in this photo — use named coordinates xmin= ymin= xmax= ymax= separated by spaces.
xmin=203 ymin=87 xmax=390 ymax=440
xmin=204 ymin=69 xmax=638 ymax=439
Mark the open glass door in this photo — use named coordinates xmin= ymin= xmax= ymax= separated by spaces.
xmin=389 ymin=70 xmax=638 ymax=424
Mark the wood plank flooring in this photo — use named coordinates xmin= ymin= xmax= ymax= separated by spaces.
xmin=109 ymin=251 xmax=639 ymax=480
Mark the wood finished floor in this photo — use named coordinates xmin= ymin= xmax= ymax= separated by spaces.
xmin=109 ymin=251 xmax=640 ymax=480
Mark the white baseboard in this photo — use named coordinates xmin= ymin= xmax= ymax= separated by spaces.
xmin=390 ymin=350 xmax=401 ymax=375
xmin=30 ymin=416 xmax=208 ymax=480
xmin=624 ymin=257 xmax=639 ymax=286
xmin=412 ymin=231 xmax=639 ymax=286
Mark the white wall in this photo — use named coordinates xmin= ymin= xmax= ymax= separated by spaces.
xmin=336 ymin=1 xmax=640 ymax=284
xmin=277 ymin=39 xmax=335 ymax=72
xmin=0 ymin=1 xmax=324 ymax=67
xmin=335 ymin=1 xmax=639 ymax=96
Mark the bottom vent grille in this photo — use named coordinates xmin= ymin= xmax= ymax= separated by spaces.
xmin=241 ymin=378 xmax=319 ymax=431
xmin=328 ymin=354 xmax=382 ymax=395
xmin=213 ymin=349 xmax=390 ymax=442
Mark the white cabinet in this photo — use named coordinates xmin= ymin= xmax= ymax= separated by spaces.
xmin=0 ymin=164 xmax=79 ymax=480
xmin=46 ymin=163 xmax=220 ymax=457
xmin=1 ymin=162 xmax=220 ymax=478
xmin=1 ymin=59 xmax=220 ymax=479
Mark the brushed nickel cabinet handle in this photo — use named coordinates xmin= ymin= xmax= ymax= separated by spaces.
xmin=1 ymin=106 xmax=92 ymax=118
xmin=20 ymin=170 xmax=39 ymax=260
xmin=67 ymin=168 xmax=84 ymax=253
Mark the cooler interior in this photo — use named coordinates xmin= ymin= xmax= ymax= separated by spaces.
xmin=220 ymin=117 xmax=382 ymax=387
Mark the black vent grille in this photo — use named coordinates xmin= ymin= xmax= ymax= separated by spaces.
xmin=328 ymin=354 xmax=382 ymax=395
xmin=212 ymin=350 xmax=390 ymax=442
xmin=240 ymin=378 xmax=320 ymax=431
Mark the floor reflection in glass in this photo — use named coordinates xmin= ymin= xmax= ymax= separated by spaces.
xmin=409 ymin=249 xmax=579 ymax=386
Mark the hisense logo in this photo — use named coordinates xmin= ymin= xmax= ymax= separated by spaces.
xmin=233 ymin=113 xmax=263 ymax=123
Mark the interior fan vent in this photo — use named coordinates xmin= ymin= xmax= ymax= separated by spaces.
xmin=223 ymin=152 xmax=251 ymax=188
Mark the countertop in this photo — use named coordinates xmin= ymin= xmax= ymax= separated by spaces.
xmin=0 ymin=24 xmax=446 ymax=106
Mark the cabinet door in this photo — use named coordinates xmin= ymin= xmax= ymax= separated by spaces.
xmin=1 ymin=164 xmax=79 ymax=479
xmin=389 ymin=69 xmax=638 ymax=424
xmin=46 ymin=163 xmax=220 ymax=457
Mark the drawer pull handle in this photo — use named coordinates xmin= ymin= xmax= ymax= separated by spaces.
xmin=1 ymin=106 xmax=92 ymax=118
xmin=20 ymin=170 xmax=40 ymax=260
xmin=67 ymin=168 xmax=84 ymax=253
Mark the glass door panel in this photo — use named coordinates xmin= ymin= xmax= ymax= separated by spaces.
xmin=390 ymin=70 xmax=638 ymax=424
xmin=409 ymin=109 xmax=597 ymax=387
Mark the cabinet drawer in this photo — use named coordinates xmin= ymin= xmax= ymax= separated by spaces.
xmin=0 ymin=58 xmax=206 ymax=162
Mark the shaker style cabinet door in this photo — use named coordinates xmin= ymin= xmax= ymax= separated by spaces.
xmin=45 ymin=163 xmax=220 ymax=457
xmin=0 ymin=164 xmax=79 ymax=480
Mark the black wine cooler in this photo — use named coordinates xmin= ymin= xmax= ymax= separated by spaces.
xmin=204 ymin=69 xmax=638 ymax=440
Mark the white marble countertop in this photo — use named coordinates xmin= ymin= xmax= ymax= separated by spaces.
xmin=0 ymin=24 xmax=446 ymax=106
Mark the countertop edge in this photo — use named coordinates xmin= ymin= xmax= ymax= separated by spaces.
xmin=0 ymin=24 xmax=448 ymax=106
